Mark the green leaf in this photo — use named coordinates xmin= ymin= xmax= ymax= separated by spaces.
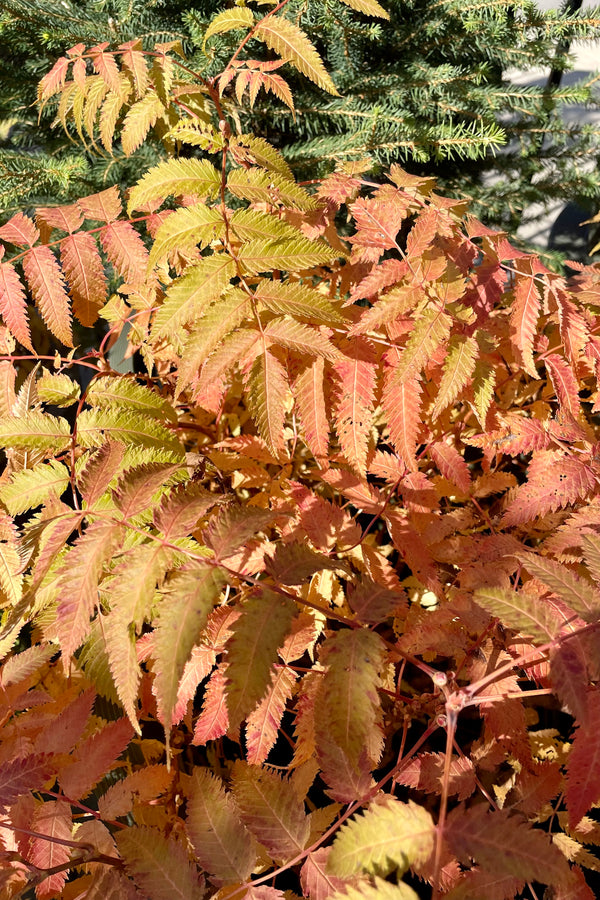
xmin=264 ymin=316 xmax=338 ymax=360
xmin=0 ymin=412 xmax=71 ymax=452
xmin=86 ymin=376 xmax=177 ymax=422
xmin=116 ymin=826 xmax=204 ymax=900
xmin=128 ymin=158 xmax=221 ymax=214
xmin=327 ymin=796 xmax=435 ymax=878
xmin=148 ymin=204 xmax=225 ymax=270
xmin=229 ymin=207 xmax=304 ymax=243
xmin=227 ymin=167 xmax=317 ymax=211
xmin=185 ymin=769 xmax=257 ymax=883
xmin=474 ymin=585 xmax=558 ymax=643
xmin=202 ymin=6 xmax=255 ymax=48
xmin=231 ymin=135 xmax=294 ymax=180
xmin=330 ymin=880 xmax=418 ymax=900
xmin=246 ymin=347 xmax=289 ymax=455
xmin=231 ymin=760 xmax=310 ymax=860
xmin=150 ymin=254 xmax=236 ymax=341
xmin=239 ymin=237 xmax=335 ymax=275
xmin=392 ymin=307 xmax=452 ymax=384
xmin=153 ymin=562 xmax=225 ymax=734
xmin=254 ymin=17 xmax=339 ymax=95
xmin=431 ymin=334 xmax=478 ymax=418
xmin=225 ymin=590 xmax=296 ymax=732
xmin=254 ymin=279 xmax=343 ymax=324
xmin=37 ymin=372 xmax=81 ymax=407
xmin=176 ymin=289 xmax=252 ymax=396
xmin=76 ymin=409 xmax=183 ymax=456
xmin=471 ymin=358 xmax=496 ymax=429
xmin=315 ymin=628 xmax=385 ymax=783
xmin=0 ymin=460 xmax=70 ymax=514
xmin=515 ymin=550 xmax=600 ymax=623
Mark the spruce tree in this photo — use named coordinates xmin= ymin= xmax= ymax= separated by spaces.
xmin=1 ymin=0 xmax=599 ymax=237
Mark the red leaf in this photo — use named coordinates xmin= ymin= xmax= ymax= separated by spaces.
xmin=510 ymin=265 xmax=540 ymax=378
xmin=332 ymin=337 xmax=378 ymax=476
xmin=445 ymin=804 xmax=571 ymax=886
xmin=0 ymin=212 xmax=39 ymax=247
xmin=60 ymin=717 xmax=133 ymax=800
xmin=0 ymin=755 xmax=53 ymax=811
xmin=0 ymin=260 xmax=32 ymax=350
xmin=246 ymin=666 xmax=296 ymax=765
xmin=430 ymin=440 xmax=471 ymax=494
xmin=193 ymin=664 xmax=229 ymax=745
xmin=382 ymin=357 xmax=423 ymax=472
xmin=29 ymin=800 xmax=72 ymax=899
xmin=22 ymin=245 xmax=73 ymax=346
xmin=61 ymin=231 xmax=107 ymax=326
xmin=100 ymin=221 xmax=149 ymax=284
xmin=566 ymin=689 xmax=600 ymax=827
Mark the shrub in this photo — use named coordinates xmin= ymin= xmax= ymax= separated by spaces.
xmin=1 ymin=3 xmax=600 ymax=898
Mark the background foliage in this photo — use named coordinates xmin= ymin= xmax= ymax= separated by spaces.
xmin=1 ymin=0 xmax=600 ymax=236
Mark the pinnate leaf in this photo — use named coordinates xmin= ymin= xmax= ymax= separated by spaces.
xmin=29 ymin=799 xmax=72 ymax=899
xmin=86 ymin=375 xmax=177 ymax=422
xmin=203 ymin=6 xmax=255 ymax=47
xmin=510 ymin=268 xmax=540 ymax=378
xmin=336 ymin=0 xmax=390 ymax=18
xmin=246 ymin=665 xmax=296 ymax=764
xmin=98 ymin=765 xmax=172 ymax=819
xmin=431 ymin=334 xmax=478 ymax=418
xmin=315 ymin=628 xmax=384 ymax=798
xmin=253 ymin=17 xmax=338 ymax=95
xmin=76 ymin=408 xmax=182 ymax=455
xmin=0 ymin=460 xmax=70 ymax=514
xmin=445 ymin=804 xmax=571 ymax=885
xmin=56 ymin=520 xmax=124 ymax=661
xmin=204 ymin=504 xmax=282 ymax=561
xmin=515 ymin=550 xmax=600 ymax=622
xmin=78 ymin=441 xmax=125 ymax=507
xmin=327 ymin=796 xmax=435 ymax=878
xmin=60 ymin=230 xmax=107 ymax=326
xmin=121 ymin=91 xmax=165 ymax=157
xmin=0 ymin=411 xmax=71 ymax=452
xmin=502 ymin=454 xmax=596 ymax=526
xmin=148 ymin=204 xmax=225 ymax=269
xmin=225 ymin=590 xmax=296 ymax=733
xmin=566 ymin=689 xmax=600 ymax=827
xmin=330 ymin=881 xmax=418 ymax=900
xmin=150 ymin=253 xmax=235 ymax=341
xmin=246 ymin=346 xmax=290 ymax=455
xmin=333 ymin=337 xmax=378 ymax=476
xmin=153 ymin=562 xmax=225 ymax=731
xmin=392 ymin=307 xmax=451 ymax=384
xmin=0 ymin=754 xmax=53 ymax=811
xmin=129 ymin=158 xmax=220 ymax=213
xmin=116 ymin=825 xmax=204 ymax=900
xmin=60 ymin=717 xmax=133 ymax=799
xmin=232 ymin=759 xmax=310 ymax=860
xmin=474 ymin=585 xmax=558 ymax=643
xmin=227 ymin=167 xmax=317 ymax=211
xmin=185 ymin=768 xmax=257 ymax=883
xmin=0 ymin=259 xmax=32 ymax=350
xmin=22 ymin=245 xmax=73 ymax=345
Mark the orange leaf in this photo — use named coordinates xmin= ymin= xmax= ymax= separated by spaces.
xmin=22 ymin=245 xmax=73 ymax=346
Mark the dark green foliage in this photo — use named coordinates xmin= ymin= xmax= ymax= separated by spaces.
xmin=1 ymin=0 xmax=600 ymax=235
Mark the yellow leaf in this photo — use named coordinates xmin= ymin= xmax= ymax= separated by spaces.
xmin=203 ymin=7 xmax=255 ymax=48
xmin=336 ymin=0 xmax=390 ymax=18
